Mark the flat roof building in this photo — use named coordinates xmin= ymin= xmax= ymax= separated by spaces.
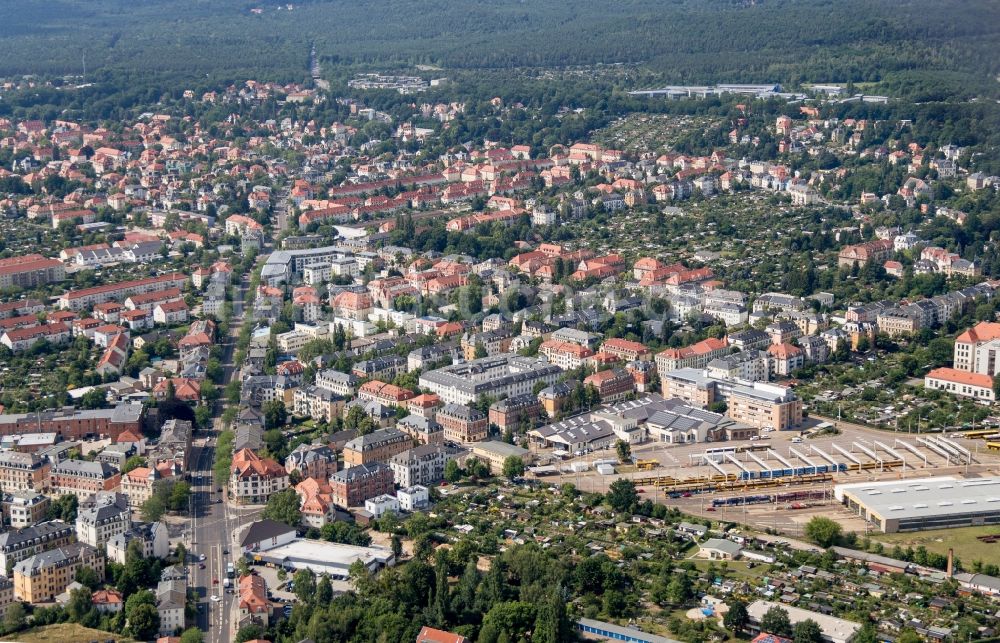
xmin=746 ymin=600 xmax=861 ymax=643
xmin=835 ymin=476 xmax=1000 ymax=533
xmin=250 ymin=538 xmax=394 ymax=579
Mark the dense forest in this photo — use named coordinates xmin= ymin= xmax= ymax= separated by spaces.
xmin=0 ymin=0 xmax=998 ymax=100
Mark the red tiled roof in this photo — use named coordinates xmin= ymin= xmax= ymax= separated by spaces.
xmin=926 ymin=367 xmax=993 ymax=389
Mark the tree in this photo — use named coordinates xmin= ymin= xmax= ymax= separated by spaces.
xmin=292 ymin=569 xmax=316 ymax=605
xmin=141 ymin=493 xmax=166 ymax=522
xmin=46 ymin=494 xmax=78 ymax=522
xmin=79 ymin=388 xmax=108 ymax=409
xmin=169 ymin=481 xmax=192 ymax=512
xmin=122 ymin=455 xmax=146 ymax=474
xmin=125 ymin=591 xmax=160 ymax=640
xmin=615 ymin=439 xmax=631 ymax=463
xmin=532 ymin=586 xmax=570 ymax=643
xmin=3 ymin=602 xmax=25 ymax=633
xmin=606 ymin=478 xmax=638 ymax=513
xmin=502 ymin=455 xmax=525 ymax=480
xmin=479 ymin=601 xmax=537 ymax=643
xmin=391 ymin=535 xmax=403 ymax=559
xmin=180 ymin=628 xmax=204 ymax=643
xmin=444 ymin=459 xmax=463 ymax=483
xmin=794 ymin=619 xmax=824 ymax=643
xmin=724 ymin=599 xmax=749 ymax=633
xmin=464 ymin=456 xmax=489 ymax=479
xmin=666 ymin=573 xmax=693 ymax=605
xmin=66 ymin=587 xmax=93 ymax=622
xmin=175 ymin=542 xmax=187 ymax=565
xmin=804 ymin=516 xmax=843 ymax=547
xmin=236 ymin=624 xmax=263 ymax=643
xmin=761 ymin=605 xmax=792 ymax=637
xmin=263 ymin=400 xmax=287 ymax=429
xmin=194 ymin=404 xmax=213 ymax=430
xmin=74 ymin=565 xmax=101 ymax=590
xmin=316 ymin=575 xmax=333 ymax=605
xmin=262 ymin=488 xmax=301 ymax=527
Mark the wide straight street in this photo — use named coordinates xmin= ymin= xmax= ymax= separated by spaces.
xmin=186 ymin=272 xmax=249 ymax=642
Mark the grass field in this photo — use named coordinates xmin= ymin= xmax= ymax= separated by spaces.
xmin=2 ymin=623 xmax=133 ymax=643
xmin=872 ymin=525 xmax=1000 ymax=566
xmin=688 ymin=558 xmax=771 ymax=582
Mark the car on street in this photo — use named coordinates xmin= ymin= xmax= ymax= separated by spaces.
xmin=210 ymin=595 xmax=221 ymax=602
xmin=198 ymin=563 xmax=206 ymax=569
xmin=199 ymin=554 xmax=206 ymax=561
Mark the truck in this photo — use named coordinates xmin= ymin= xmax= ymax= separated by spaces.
xmin=223 ymin=578 xmax=231 ymax=589
xmin=226 ymin=562 xmax=235 ymax=579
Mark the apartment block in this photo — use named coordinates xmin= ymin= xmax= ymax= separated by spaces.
xmin=343 ymin=429 xmax=413 ymax=468
xmin=330 ymin=463 xmax=395 ymax=508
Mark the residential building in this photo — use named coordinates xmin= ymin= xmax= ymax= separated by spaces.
xmin=49 ymin=460 xmax=121 ymax=500
xmin=397 ymin=485 xmax=429 ymax=511
xmin=437 ymin=404 xmax=489 ymax=443
xmin=767 ymin=343 xmax=804 ymax=377
xmin=707 ymin=350 xmax=769 ymax=383
xmin=488 ymin=394 xmax=543 ymax=434
xmin=121 ymin=465 xmax=174 ymax=509
xmin=59 ymin=273 xmax=188 ymax=311
xmin=655 ymin=337 xmax=730 ymax=374
xmin=13 ymin=543 xmax=103 ymax=604
xmin=539 ymin=339 xmax=594 ymax=370
xmin=0 ymin=452 xmax=51 ymax=492
xmin=364 ymin=494 xmax=400 ymax=519
xmin=230 ymin=449 xmax=289 ymax=505
xmin=0 ymin=521 xmax=75 ymax=574
xmin=156 ymin=577 xmax=187 ymax=636
xmin=0 ymin=255 xmax=66 ymax=289
xmin=237 ymin=573 xmax=273 ymax=628
xmin=330 ymin=463 xmax=395 ymax=508
xmin=285 ymin=444 xmax=338 ymax=481
xmin=343 ymin=429 xmax=413 ymax=468
xmin=954 ymin=322 xmax=1000 ymax=374
xmin=419 ymin=355 xmax=561 ymax=405
xmin=837 ymin=239 xmax=893 ymax=268
xmin=148 ymin=418 xmax=194 ymax=472
xmin=107 ymin=522 xmax=169 ymax=564
xmin=76 ymin=492 xmax=131 ymax=549
xmin=397 ymin=414 xmax=444 ymax=445
xmin=293 ymin=385 xmax=345 ymax=423
xmin=315 ymin=369 xmax=358 ymax=396
xmin=389 ymin=445 xmax=461 ymax=487
xmin=295 ymin=477 xmax=337 ymax=529
xmin=1 ymin=492 xmax=49 ymax=528
xmin=599 ymin=338 xmax=652 ymax=362
xmin=583 ymin=368 xmax=635 ymax=403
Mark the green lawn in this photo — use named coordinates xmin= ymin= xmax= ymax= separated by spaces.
xmin=4 ymin=623 xmax=133 ymax=643
xmin=872 ymin=525 xmax=1000 ymax=566
xmin=688 ymin=558 xmax=772 ymax=582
